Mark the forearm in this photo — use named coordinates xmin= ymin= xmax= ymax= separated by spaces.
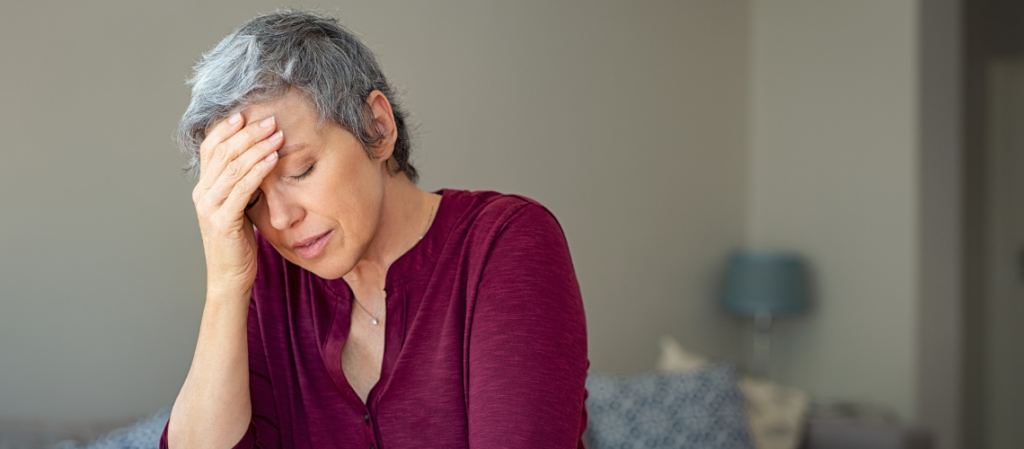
xmin=168 ymin=289 xmax=254 ymax=449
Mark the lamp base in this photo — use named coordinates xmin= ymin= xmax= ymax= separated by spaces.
xmin=750 ymin=311 xmax=773 ymax=379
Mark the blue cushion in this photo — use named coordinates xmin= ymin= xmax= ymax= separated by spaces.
xmin=57 ymin=407 xmax=170 ymax=449
xmin=584 ymin=365 xmax=754 ymax=449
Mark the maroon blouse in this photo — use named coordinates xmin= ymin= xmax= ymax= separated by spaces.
xmin=160 ymin=189 xmax=590 ymax=448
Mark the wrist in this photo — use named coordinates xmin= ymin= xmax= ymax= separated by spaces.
xmin=205 ymin=266 xmax=255 ymax=297
xmin=206 ymin=283 xmax=252 ymax=306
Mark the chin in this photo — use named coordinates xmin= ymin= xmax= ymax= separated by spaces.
xmin=299 ymin=254 xmax=355 ymax=280
xmin=309 ymin=265 xmax=349 ymax=280
xmin=269 ymin=245 xmax=350 ymax=280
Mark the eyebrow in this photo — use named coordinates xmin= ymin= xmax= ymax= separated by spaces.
xmin=277 ymin=142 xmax=309 ymax=158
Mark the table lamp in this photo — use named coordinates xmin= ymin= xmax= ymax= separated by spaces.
xmin=721 ymin=249 xmax=809 ymax=378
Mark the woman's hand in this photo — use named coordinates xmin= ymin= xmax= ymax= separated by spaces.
xmin=192 ymin=113 xmax=284 ymax=298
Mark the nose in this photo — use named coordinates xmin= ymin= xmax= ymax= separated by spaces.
xmin=264 ymin=187 xmax=304 ymax=231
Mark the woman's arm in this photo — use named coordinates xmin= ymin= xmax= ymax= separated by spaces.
xmin=161 ymin=296 xmax=283 ymax=449
xmin=165 ymin=113 xmax=284 ymax=448
xmin=167 ymin=289 xmax=254 ymax=448
xmin=467 ymin=202 xmax=589 ymax=448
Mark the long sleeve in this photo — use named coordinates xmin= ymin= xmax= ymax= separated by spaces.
xmin=159 ymin=298 xmax=282 ymax=449
xmin=235 ymin=296 xmax=283 ymax=448
xmin=467 ymin=203 xmax=589 ymax=448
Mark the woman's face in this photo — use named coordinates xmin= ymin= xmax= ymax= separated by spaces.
xmin=240 ymin=89 xmax=390 ymax=280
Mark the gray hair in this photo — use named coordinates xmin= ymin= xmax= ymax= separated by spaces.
xmin=176 ymin=10 xmax=417 ymax=182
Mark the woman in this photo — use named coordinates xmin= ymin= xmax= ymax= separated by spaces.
xmin=160 ymin=10 xmax=589 ymax=449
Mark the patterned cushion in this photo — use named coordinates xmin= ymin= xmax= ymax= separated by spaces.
xmin=656 ymin=335 xmax=810 ymax=449
xmin=584 ymin=365 xmax=754 ymax=449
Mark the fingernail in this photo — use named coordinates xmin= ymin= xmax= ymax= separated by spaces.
xmin=268 ymin=131 xmax=283 ymax=142
xmin=228 ymin=113 xmax=241 ymax=125
xmin=260 ymin=117 xmax=275 ymax=128
xmin=265 ymin=151 xmax=278 ymax=163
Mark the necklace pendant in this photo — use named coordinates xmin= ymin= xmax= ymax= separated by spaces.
xmin=372 ymin=318 xmax=379 ymax=325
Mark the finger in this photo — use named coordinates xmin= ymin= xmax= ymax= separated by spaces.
xmin=198 ymin=116 xmax=279 ymax=194
xmin=199 ymin=112 xmax=245 ymax=174
xmin=204 ymin=130 xmax=284 ymax=209
xmin=208 ymin=116 xmax=278 ymax=173
xmin=222 ymin=149 xmax=280 ymax=215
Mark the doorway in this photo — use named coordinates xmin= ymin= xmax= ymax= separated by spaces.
xmin=973 ymin=58 xmax=1024 ymax=449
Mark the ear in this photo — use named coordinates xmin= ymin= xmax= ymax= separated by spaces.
xmin=366 ymin=90 xmax=397 ymax=161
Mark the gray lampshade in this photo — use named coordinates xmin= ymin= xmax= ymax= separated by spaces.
xmin=721 ymin=250 xmax=809 ymax=316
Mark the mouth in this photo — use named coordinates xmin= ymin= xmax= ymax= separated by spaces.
xmin=292 ymin=230 xmax=333 ymax=260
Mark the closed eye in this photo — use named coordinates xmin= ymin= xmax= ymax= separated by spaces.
xmin=291 ymin=163 xmax=315 ymax=180
xmin=245 ymin=190 xmax=262 ymax=210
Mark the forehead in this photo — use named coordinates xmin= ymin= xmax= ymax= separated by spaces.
xmin=239 ymin=90 xmax=327 ymax=158
xmin=237 ymin=89 xmax=366 ymax=162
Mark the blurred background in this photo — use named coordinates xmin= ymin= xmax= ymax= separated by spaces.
xmin=0 ymin=1 xmax=1019 ymax=448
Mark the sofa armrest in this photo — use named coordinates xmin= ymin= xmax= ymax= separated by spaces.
xmin=802 ymin=419 xmax=933 ymax=449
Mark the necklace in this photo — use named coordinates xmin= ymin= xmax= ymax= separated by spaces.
xmin=419 ymin=195 xmax=438 ymax=240
xmin=352 ymin=296 xmax=382 ymax=325
xmin=353 ymin=195 xmax=439 ymax=325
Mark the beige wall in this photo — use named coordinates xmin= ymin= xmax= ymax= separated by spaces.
xmin=0 ymin=1 xmax=751 ymax=420
xmin=746 ymin=0 xmax=921 ymax=420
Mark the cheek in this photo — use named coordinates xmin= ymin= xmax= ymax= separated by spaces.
xmin=318 ymin=196 xmax=377 ymax=256
xmin=316 ymin=162 xmax=381 ymax=224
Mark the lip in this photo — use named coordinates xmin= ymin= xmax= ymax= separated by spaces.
xmin=292 ymin=230 xmax=333 ymax=260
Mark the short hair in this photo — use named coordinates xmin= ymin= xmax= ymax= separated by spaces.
xmin=176 ymin=10 xmax=417 ymax=182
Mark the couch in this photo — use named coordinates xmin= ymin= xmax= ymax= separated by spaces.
xmin=579 ymin=335 xmax=933 ymax=449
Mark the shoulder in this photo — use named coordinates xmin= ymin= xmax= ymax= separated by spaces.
xmin=439 ymin=189 xmax=573 ymax=273
xmin=444 ymin=189 xmax=565 ymax=239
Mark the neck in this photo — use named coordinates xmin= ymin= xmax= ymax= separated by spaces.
xmin=342 ymin=173 xmax=436 ymax=289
